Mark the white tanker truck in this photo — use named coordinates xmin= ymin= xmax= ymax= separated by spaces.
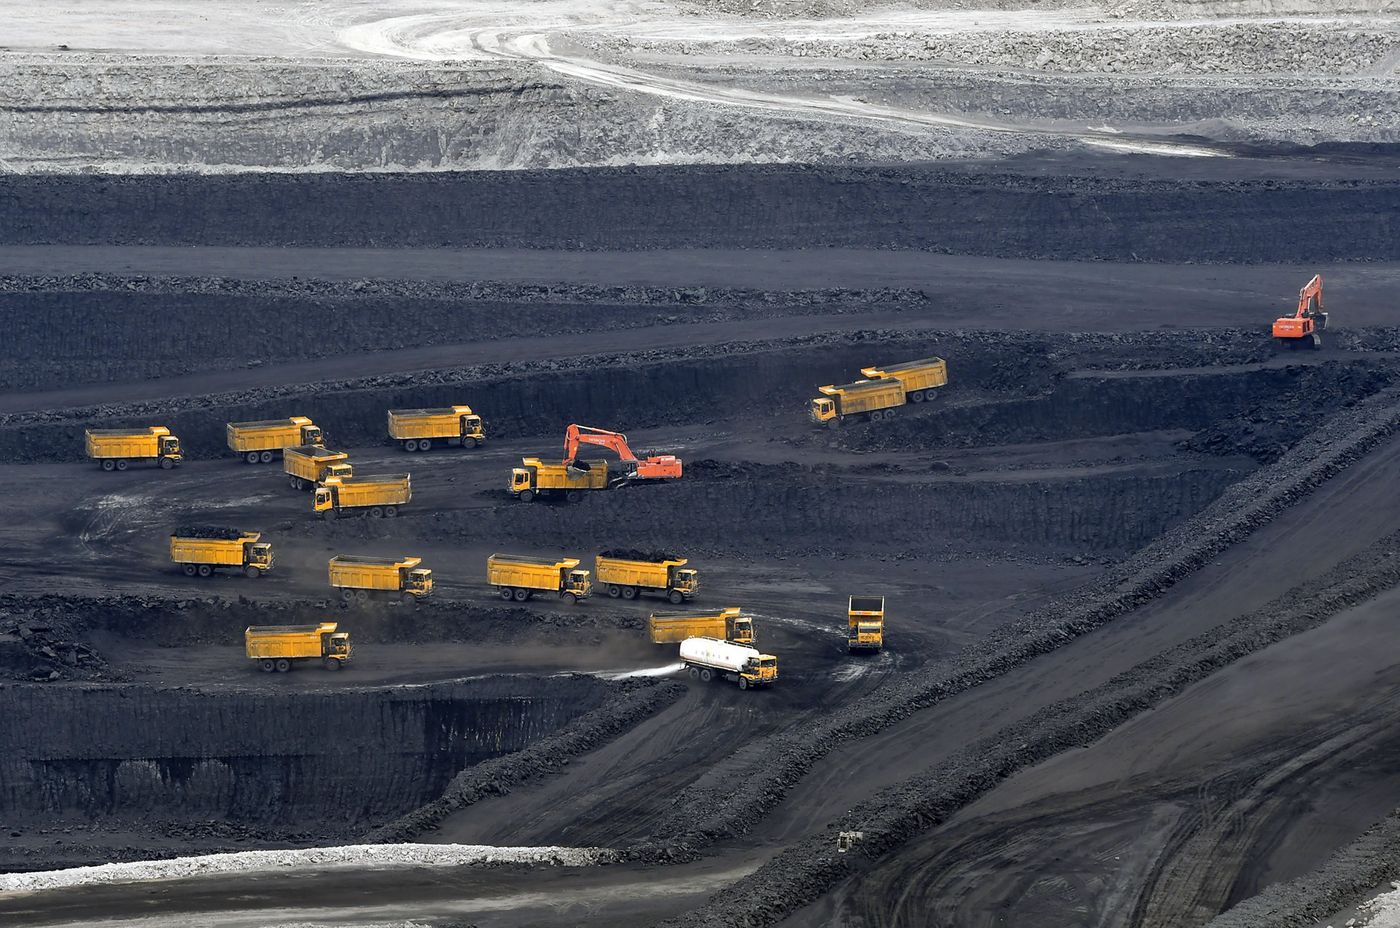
xmin=679 ymin=637 xmax=778 ymax=691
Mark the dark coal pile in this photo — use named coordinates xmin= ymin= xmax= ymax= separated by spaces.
xmin=171 ymin=524 xmax=245 ymax=540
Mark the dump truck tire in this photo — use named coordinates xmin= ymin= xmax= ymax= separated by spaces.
xmin=474 ymin=438 xmax=485 ymax=448
xmin=911 ymin=390 xmax=925 ymax=403
xmin=519 ymin=489 xmax=535 ymax=503
xmin=564 ymin=592 xmax=580 ymax=605
xmin=668 ymin=590 xmax=685 ymax=605
xmin=275 ymin=659 xmax=291 ymax=673
xmin=622 ymin=586 xmax=638 ymax=601
xmin=197 ymin=564 xmax=213 ymax=578
xmin=246 ymin=566 xmax=262 ymax=578
xmin=259 ymin=451 xmax=275 ymax=464
xmin=565 ymin=491 xmax=581 ymax=503
xmin=499 ymin=587 xmax=514 ymax=600
xmin=260 ymin=659 xmax=276 ymax=673
xmin=160 ymin=457 xmax=175 ymax=469
xmin=384 ymin=506 xmax=398 ymax=518
xmin=182 ymin=564 xmax=196 ymax=576
xmin=402 ymin=439 xmax=417 ymax=452
xmin=607 ymin=585 xmax=622 ymax=598
xmin=400 ymin=592 xmax=416 ymax=606
xmin=101 ymin=459 xmax=115 ymax=471
xmin=370 ymin=506 xmax=384 ymax=519
xmin=420 ymin=439 xmax=432 ymax=451
xmin=355 ymin=590 xmax=369 ymax=604
xmin=115 ymin=459 xmax=129 ymax=471
xmin=512 ymin=588 xmax=529 ymax=602
xmin=245 ymin=452 xmax=260 ymax=464
xmin=323 ymin=658 xmax=342 ymax=671
xmin=323 ymin=509 xmax=337 ymax=521
xmin=924 ymin=389 xmax=940 ymax=401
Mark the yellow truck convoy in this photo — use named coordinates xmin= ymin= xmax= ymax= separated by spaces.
xmin=283 ymin=445 xmax=352 ymax=490
xmin=226 ymin=416 xmax=323 ymax=464
xmin=328 ymin=555 xmax=433 ymax=605
xmin=596 ymin=551 xmax=698 ymax=604
xmin=510 ymin=458 xmax=611 ymax=502
xmin=85 ymin=426 xmax=183 ymax=471
xmin=679 ymin=637 xmax=778 ymax=691
xmin=170 ymin=529 xmax=273 ymax=578
xmin=313 ymin=474 xmax=410 ymax=519
xmin=388 ymin=406 xmax=485 ymax=452
xmin=488 ymin=554 xmax=593 ymax=604
xmin=810 ymin=356 xmax=948 ymax=426
xmin=848 ymin=595 xmax=885 ymax=652
xmin=648 ymin=607 xmax=754 ymax=645
xmin=246 ymin=622 xmax=351 ymax=673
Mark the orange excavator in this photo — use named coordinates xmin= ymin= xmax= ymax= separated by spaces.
xmin=563 ymin=424 xmax=682 ymax=481
xmin=1272 ymin=274 xmax=1327 ymax=349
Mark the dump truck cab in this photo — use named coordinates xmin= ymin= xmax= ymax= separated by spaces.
xmin=459 ymin=411 xmax=484 ymax=439
xmin=300 ymin=423 xmax=324 ymax=444
xmin=672 ymin=567 xmax=699 ymax=595
xmin=313 ymin=484 xmax=335 ymax=512
xmin=810 ymin=395 xmax=838 ymax=424
xmin=730 ymin=613 xmax=756 ymax=644
xmin=510 ymin=467 xmax=533 ymax=495
xmin=323 ymin=627 xmax=352 ymax=661
xmin=566 ymin=568 xmax=593 ymax=599
xmin=848 ymin=594 xmax=885 ymax=652
xmin=246 ymin=539 xmax=274 ymax=571
xmin=405 ymin=566 xmax=434 ymax=598
xmin=324 ymin=462 xmax=352 ymax=481
xmin=158 ymin=434 xmax=183 ymax=460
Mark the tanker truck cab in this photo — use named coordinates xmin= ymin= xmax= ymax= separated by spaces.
xmin=748 ymin=655 xmax=778 ymax=687
xmin=566 ymin=568 xmax=593 ymax=600
xmin=810 ymin=396 xmax=838 ymax=424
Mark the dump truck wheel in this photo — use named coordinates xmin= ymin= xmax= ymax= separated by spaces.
xmin=101 ymin=459 xmax=115 ymax=471
xmin=402 ymin=439 xmax=416 ymax=452
xmin=160 ymin=457 xmax=175 ymax=469
xmin=370 ymin=506 xmax=385 ymax=519
xmin=512 ymin=588 xmax=530 ymax=602
xmin=499 ymin=587 xmax=514 ymax=601
xmin=355 ymin=590 xmax=369 ymax=604
xmin=115 ymin=459 xmax=129 ymax=471
xmin=474 ymin=438 xmax=485 ymax=448
xmin=245 ymin=452 xmax=260 ymax=464
xmin=911 ymin=390 xmax=925 ymax=403
xmin=341 ymin=589 xmax=355 ymax=602
xmin=245 ymin=566 xmax=261 ymax=579
xmin=275 ymin=659 xmax=291 ymax=673
xmin=607 ymin=585 xmax=622 ymax=598
xmin=259 ymin=451 xmax=275 ymax=464
xmin=668 ymin=590 xmax=685 ymax=605
xmin=323 ymin=509 xmax=337 ymax=521
xmin=699 ymin=668 xmax=713 ymax=683
xmin=622 ymin=586 xmax=638 ymax=601
xmin=323 ymin=657 xmax=343 ymax=671
xmin=420 ymin=438 xmax=433 ymax=451
xmin=924 ymin=389 xmax=940 ymax=402
xmin=182 ymin=564 xmax=196 ymax=576
xmin=564 ymin=592 xmax=580 ymax=605
xmin=739 ymin=677 xmax=749 ymax=690
xmin=197 ymin=564 xmax=213 ymax=578
xmin=384 ymin=506 xmax=398 ymax=518
xmin=565 ymin=491 xmax=581 ymax=503
xmin=400 ymin=592 xmax=416 ymax=606
xmin=260 ymin=659 xmax=276 ymax=673
xmin=519 ymin=489 xmax=535 ymax=503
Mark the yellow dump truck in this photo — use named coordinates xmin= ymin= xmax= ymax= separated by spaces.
xmin=810 ymin=357 xmax=947 ymax=426
xmin=596 ymin=553 xmax=698 ymax=604
xmin=283 ymin=444 xmax=352 ymax=490
xmin=313 ymin=474 xmax=410 ymax=519
xmin=245 ymin=622 xmax=351 ymax=673
xmin=848 ymin=595 xmax=885 ymax=652
xmin=509 ymin=458 xmax=611 ymax=502
xmin=679 ymin=637 xmax=778 ymax=691
xmin=226 ymin=416 xmax=323 ymax=464
xmin=648 ymin=607 xmax=754 ymax=645
xmin=487 ymin=554 xmax=592 ymax=604
xmin=85 ymin=427 xmax=182 ymax=471
xmin=328 ymin=555 xmax=433 ymax=605
xmin=170 ymin=531 xmax=273 ymax=578
xmin=388 ymin=406 xmax=485 ymax=452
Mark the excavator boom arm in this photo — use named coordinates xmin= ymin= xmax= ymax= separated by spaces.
xmin=1294 ymin=274 xmax=1323 ymax=318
